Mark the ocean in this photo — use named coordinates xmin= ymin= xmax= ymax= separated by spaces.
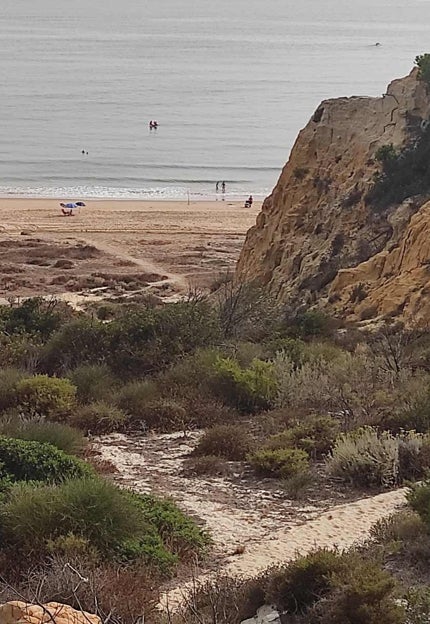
xmin=1 ymin=0 xmax=430 ymax=201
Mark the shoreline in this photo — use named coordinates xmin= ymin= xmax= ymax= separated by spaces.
xmin=0 ymin=195 xmax=267 ymax=203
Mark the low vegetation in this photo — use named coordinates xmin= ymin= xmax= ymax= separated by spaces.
xmin=2 ymin=281 xmax=430 ymax=621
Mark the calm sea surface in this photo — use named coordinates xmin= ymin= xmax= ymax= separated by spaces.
xmin=1 ymin=0 xmax=430 ymax=200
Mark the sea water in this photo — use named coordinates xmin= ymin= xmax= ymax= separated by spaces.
xmin=1 ymin=0 xmax=430 ymax=200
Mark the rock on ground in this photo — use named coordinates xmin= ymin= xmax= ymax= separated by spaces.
xmin=0 ymin=601 xmax=101 ymax=624
xmin=241 ymin=605 xmax=281 ymax=624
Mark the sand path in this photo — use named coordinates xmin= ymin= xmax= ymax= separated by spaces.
xmin=77 ymin=238 xmax=188 ymax=290
xmin=94 ymin=432 xmax=407 ymax=607
xmin=0 ymin=198 xmax=261 ymax=295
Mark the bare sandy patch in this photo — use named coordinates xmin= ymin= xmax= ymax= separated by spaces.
xmin=93 ymin=432 xmax=407 ymax=608
xmin=0 ymin=199 xmax=260 ymax=300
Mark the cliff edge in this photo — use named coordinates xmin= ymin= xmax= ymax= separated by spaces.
xmin=236 ymin=68 xmax=430 ymax=325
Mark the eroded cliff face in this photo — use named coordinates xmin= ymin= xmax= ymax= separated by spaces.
xmin=236 ymin=68 xmax=430 ymax=325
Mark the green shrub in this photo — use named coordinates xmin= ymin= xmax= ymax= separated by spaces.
xmin=0 ymin=298 xmax=65 ymax=339
xmin=286 ymin=310 xmax=333 ymax=339
xmin=15 ymin=375 xmax=76 ymax=420
xmin=266 ymin=550 xmax=403 ymax=622
xmin=69 ymin=364 xmax=116 ymax=404
xmin=408 ymin=481 xmax=430 ymax=528
xmin=0 ymin=478 xmax=142 ymax=557
xmin=158 ymin=348 xmax=220 ymax=394
xmin=0 ymin=368 xmax=25 ymax=412
xmin=192 ymin=425 xmax=252 ymax=460
xmin=115 ymin=380 xmax=158 ymax=418
xmin=314 ymin=556 xmax=404 ymax=624
xmin=0 ymin=418 xmax=85 ymax=455
xmin=0 ymin=436 xmax=91 ymax=483
xmin=42 ymin=318 xmax=110 ymax=374
xmin=366 ymin=123 xmax=430 ymax=211
xmin=250 ymin=448 xmax=309 ymax=479
xmin=375 ymin=144 xmax=397 ymax=163
xmin=265 ymin=416 xmax=339 ymax=458
xmin=212 ymin=357 xmax=277 ymax=413
xmin=106 ymin=301 xmax=221 ymax=378
xmin=70 ymin=402 xmax=127 ymax=435
xmin=264 ymin=337 xmax=305 ymax=364
xmin=266 ymin=549 xmax=344 ymax=612
xmin=126 ymin=491 xmax=210 ymax=559
xmin=326 ymin=427 xmax=399 ymax=488
xmin=416 ymin=53 xmax=430 ymax=86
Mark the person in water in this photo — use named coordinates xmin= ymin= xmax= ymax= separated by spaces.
xmin=216 ymin=181 xmax=219 ymax=192
xmin=221 ymin=181 xmax=226 ymax=193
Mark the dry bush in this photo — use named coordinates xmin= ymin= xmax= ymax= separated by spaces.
xmin=215 ymin=281 xmax=280 ymax=341
xmin=0 ymin=556 xmax=161 ymax=624
xmin=0 ymin=417 xmax=86 ymax=456
xmin=0 ymin=367 xmax=25 ymax=412
xmin=182 ymin=455 xmax=231 ymax=477
xmin=182 ymin=394 xmax=240 ymax=429
xmin=115 ymin=380 xmax=159 ymax=418
xmin=173 ymin=573 xmax=269 ymax=624
xmin=327 ymin=427 xmax=399 ymax=488
xmin=274 ymin=350 xmax=406 ymax=429
xmin=371 ymin=511 xmax=428 ymax=547
xmin=282 ymin=471 xmax=314 ymax=500
xmin=192 ymin=425 xmax=253 ymax=460
xmin=53 ymin=259 xmax=74 ymax=269
xmin=70 ymin=402 xmax=127 ymax=435
xmin=68 ymin=364 xmax=116 ymax=404
xmin=255 ymin=407 xmax=294 ymax=437
xmin=327 ymin=428 xmax=430 ymax=488
xmin=134 ymin=398 xmax=189 ymax=433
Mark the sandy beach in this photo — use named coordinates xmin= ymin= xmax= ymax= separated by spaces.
xmin=0 ymin=198 xmax=261 ymax=300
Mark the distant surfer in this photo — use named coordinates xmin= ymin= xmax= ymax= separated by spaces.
xmin=149 ymin=120 xmax=159 ymax=130
xmin=375 ymin=42 xmax=381 ymax=47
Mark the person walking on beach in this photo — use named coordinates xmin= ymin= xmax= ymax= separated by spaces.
xmin=216 ymin=181 xmax=219 ymax=193
xmin=221 ymin=181 xmax=226 ymax=193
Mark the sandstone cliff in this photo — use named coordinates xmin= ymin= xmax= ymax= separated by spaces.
xmin=236 ymin=68 xmax=430 ymax=325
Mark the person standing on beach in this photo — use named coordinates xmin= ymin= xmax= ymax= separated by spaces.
xmin=216 ymin=181 xmax=219 ymax=193
xmin=222 ymin=181 xmax=226 ymax=193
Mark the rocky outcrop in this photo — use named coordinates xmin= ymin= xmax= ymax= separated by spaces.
xmin=236 ymin=68 xmax=430 ymax=325
xmin=0 ymin=601 xmax=101 ymax=624
xmin=330 ymin=199 xmax=430 ymax=323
